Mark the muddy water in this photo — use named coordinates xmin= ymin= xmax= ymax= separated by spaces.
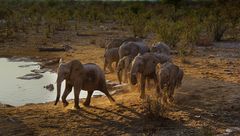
xmin=0 ymin=58 xmax=103 ymax=106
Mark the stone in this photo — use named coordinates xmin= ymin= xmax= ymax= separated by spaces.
xmin=17 ymin=73 xmax=43 ymax=80
xmin=44 ymin=84 xmax=54 ymax=91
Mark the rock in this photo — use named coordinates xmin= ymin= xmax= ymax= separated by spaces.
xmin=62 ymin=44 xmax=74 ymax=52
xmin=194 ymin=115 xmax=201 ymax=118
xmin=43 ymin=58 xmax=60 ymax=66
xmin=31 ymin=69 xmax=48 ymax=74
xmin=225 ymin=128 xmax=233 ymax=133
xmin=208 ymin=55 xmax=215 ymax=58
xmin=18 ymin=64 xmax=39 ymax=68
xmin=44 ymin=84 xmax=54 ymax=91
xmin=17 ymin=73 xmax=43 ymax=80
xmin=113 ymin=83 xmax=128 ymax=90
xmin=0 ymin=102 xmax=15 ymax=108
xmin=8 ymin=57 xmax=32 ymax=62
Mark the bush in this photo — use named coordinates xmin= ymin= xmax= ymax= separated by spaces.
xmin=142 ymin=95 xmax=166 ymax=119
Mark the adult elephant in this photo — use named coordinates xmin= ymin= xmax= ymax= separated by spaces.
xmin=150 ymin=42 xmax=171 ymax=56
xmin=55 ymin=60 xmax=115 ymax=109
xmin=118 ymin=41 xmax=149 ymax=59
xmin=105 ymin=37 xmax=142 ymax=50
xmin=130 ymin=53 xmax=171 ymax=99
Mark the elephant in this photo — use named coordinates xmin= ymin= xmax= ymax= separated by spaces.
xmin=55 ymin=60 xmax=115 ymax=109
xmin=55 ymin=60 xmax=85 ymax=109
xmin=105 ymin=37 xmax=143 ymax=50
xmin=116 ymin=55 xmax=134 ymax=84
xmin=155 ymin=62 xmax=184 ymax=102
xmin=130 ymin=53 xmax=171 ymax=99
xmin=104 ymin=47 xmax=119 ymax=72
xmin=151 ymin=42 xmax=171 ymax=56
xmin=118 ymin=41 xmax=149 ymax=59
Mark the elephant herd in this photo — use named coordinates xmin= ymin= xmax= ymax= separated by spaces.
xmin=54 ymin=37 xmax=184 ymax=109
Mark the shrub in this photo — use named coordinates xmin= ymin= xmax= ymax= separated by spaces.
xmin=155 ymin=19 xmax=184 ymax=48
xmin=142 ymin=95 xmax=166 ymax=119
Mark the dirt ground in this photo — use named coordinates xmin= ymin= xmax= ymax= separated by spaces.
xmin=0 ymin=23 xmax=240 ymax=136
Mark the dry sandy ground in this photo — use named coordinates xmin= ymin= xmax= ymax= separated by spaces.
xmin=0 ymin=24 xmax=240 ymax=136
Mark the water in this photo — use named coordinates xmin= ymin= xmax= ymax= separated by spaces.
xmin=0 ymin=58 xmax=103 ymax=106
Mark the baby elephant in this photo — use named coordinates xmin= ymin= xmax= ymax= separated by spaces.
xmin=155 ymin=62 xmax=184 ymax=102
xmin=55 ymin=61 xmax=115 ymax=108
xmin=117 ymin=55 xmax=134 ymax=84
xmin=104 ymin=48 xmax=119 ymax=72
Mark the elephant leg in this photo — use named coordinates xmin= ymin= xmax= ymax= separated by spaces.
xmin=124 ymin=66 xmax=129 ymax=83
xmin=74 ymin=84 xmax=81 ymax=109
xmin=104 ymin=59 xmax=108 ymax=72
xmin=62 ymin=83 xmax=73 ymax=107
xmin=115 ymin=60 xmax=119 ymax=70
xmin=140 ymin=75 xmax=146 ymax=99
xmin=108 ymin=61 xmax=114 ymax=73
xmin=154 ymin=76 xmax=161 ymax=96
xmin=146 ymin=78 xmax=151 ymax=90
xmin=83 ymin=91 xmax=93 ymax=107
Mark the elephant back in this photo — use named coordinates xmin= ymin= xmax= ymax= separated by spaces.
xmin=151 ymin=42 xmax=170 ymax=55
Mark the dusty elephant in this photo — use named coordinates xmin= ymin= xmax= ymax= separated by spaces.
xmin=155 ymin=62 xmax=184 ymax=102
xmin=55 ymin=60 xmax=115 ymax=109
xmin=104 ymin=47 xmax=119 ymax=72
xmin=55 ymin=60 xmax=85 ymax=109
xmin=130 ymin=53 xmax=171 ymax=99
xmin=118 ymin=41 xmax=149 ymax=59
xmin=151 ymin=42 xmax=171 ymax=56
xmin=116 ymin=55 xmax=134 ymax=84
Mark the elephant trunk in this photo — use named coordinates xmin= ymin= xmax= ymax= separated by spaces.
xmin=55 ymin=77 xmax=64 ymax=105
xmin=130 ymin=64 xmax=138 ymax=85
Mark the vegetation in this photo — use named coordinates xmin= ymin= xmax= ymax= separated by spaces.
xmin=0 ymin=0 xmax=239 ymax=54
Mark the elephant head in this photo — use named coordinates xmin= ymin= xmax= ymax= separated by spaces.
xmin=130 ymin=53 xmax=159 ymax=85
xmin=117 ymin=55 xmax=133 ymax=84
xmin=55 ymin=60 xmax=85 ymax=105
xmin=156 ymin=63 xmax=170 ymax=89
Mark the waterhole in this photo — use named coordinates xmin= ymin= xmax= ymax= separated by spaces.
xmin=0 ymin=58 xmax=103 ymax=106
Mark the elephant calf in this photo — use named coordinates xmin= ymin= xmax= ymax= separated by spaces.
xmin=117 ymin=55 xmax=134 ymax=84
xmin=55 ymin=60 xmax=115 ymax=109
xmin=155 ymin=62 xmax=184 ymax=102
xmin=104 ymin=48 xmax=119 ymax=72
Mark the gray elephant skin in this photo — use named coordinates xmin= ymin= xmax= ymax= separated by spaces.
xmin=55 ymin=60 xmax=115 ymax=109
xmin=105 ymin=37 xmax=142 ymax=50
xmin=118 ymin=41 xmax=149 ymax=59
xmin=155 ymin=62 xmax=184 ymax=102
xmin=117 ymin=55 xmax=134 ymax=84
xmin=151 ymin=42 xmax=171 ymax=56
xmin=130 ymin=53 xmax=171 ymax=99
xmin=104 ymin=47 xmax=119 ymax=72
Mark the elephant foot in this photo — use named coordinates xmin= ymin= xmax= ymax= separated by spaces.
xmin=63 ymin=102 xmax=69 ymax=107
xmin=74 ymin=105 xmax=81 ymax=110
xmin=83 ymin=102 xmax=90 ymax=107
xmin=140 ymin=94 xmax=145 ymax=99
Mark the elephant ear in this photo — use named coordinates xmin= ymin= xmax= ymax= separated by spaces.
xmin=69 ymin=60 xmax=85 ymax=80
